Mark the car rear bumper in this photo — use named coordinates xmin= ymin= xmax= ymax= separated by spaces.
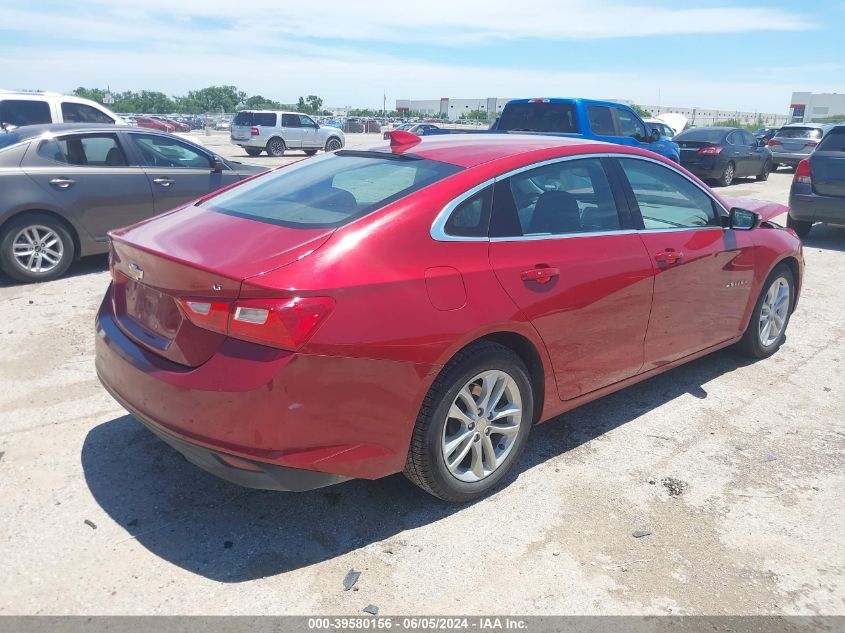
xmin=95 ymin=290 xmax=429 ymax=489
xmin=789 ymin=191 xmax=845 ymax=224
xmin=770 ymin=151 xmax=809 ymax=166
xmin=230 ymin=137 xmax=264 ymax=148
xmin=679 ymin=161 xmax=725 ymax=180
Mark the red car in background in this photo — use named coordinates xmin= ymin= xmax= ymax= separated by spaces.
xmin=135 ymin=116 xmax=175 ymax=132
xmin=95 ymin=132 xmax=803 ymax=502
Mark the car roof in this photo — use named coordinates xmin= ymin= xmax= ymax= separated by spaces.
xmin=5 ymin=123 xmax=161 ymax=139
xmin=504 ymin=97 xmax=633 ymax=109
xmin=779 ymin=122 xmax=831 ymax=129
xmin=363 ymin=132 xmax=643 ymax=169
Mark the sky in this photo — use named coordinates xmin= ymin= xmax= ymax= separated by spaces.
xmin=1 ymin=0 xmax=843 ymax=113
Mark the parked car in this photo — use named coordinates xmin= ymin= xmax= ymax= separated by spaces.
xmin=787 ymin=124 xmax=845 ymax=238
xmin=154 ymin=116 xmax=190 ymax=133
xmin=674 ymin=127 xmax=773 ymax=186
xmin=491 ymin=98 xmax=681 ymax=162
xmin=383 ymin=123 xmax=443 ymax=139
xmin=0 ymin=124 xmax=267 ymax=282
xmin=231 ymin=110 xmax=345 ymax=157
xmin=643 ymin=118 xmax=676 ymax=139
xmin=768 ymin=123 xmax=833 ymax=170
xmin=0 ymin=90 xmax=124 ymax=129
xmin=135 ymin=117 xmax=175 ymax=133
xmin=95 ymin=132 xmax=802 ymax=502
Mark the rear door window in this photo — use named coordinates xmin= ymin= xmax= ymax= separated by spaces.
xmin=61 ymin=102 xmax=115 ymax=123
xmin=496 ymin=102 xmax=578 ymax=133
xmin=587 ymin=106 xmax=615 ymax=136
xmin=0 ymin=99 xmax=52 ymax=126
xmin=201 ymin=152 xmax=462 ymax=228
xmin=128 ymin=133 xmax=211 ymax=168
xmin=282 ymin=114 xmax=301 ymax=127
xmin=37 ymin=134 xmax=128 ymax=166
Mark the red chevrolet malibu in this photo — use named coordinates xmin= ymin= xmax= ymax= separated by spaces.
xmin=95 ymin=132 xmax=803 ymax=502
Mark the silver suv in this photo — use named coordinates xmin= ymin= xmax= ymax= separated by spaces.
xmin=769 ymin=123 xmax=833 ymax=170
xmin=231 ymin=110 xmax=345 ymax=157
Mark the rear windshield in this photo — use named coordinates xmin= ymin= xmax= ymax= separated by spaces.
xmin=776 ymin=127 xmax=822 ymax=140
xmin=497 ymin=102 xmax=578 ymax=133
xmin=200 ymin=151 xmax=463 ymax=228
xmin=0 ymin=131 xmax=22 ymax=150
xmin=816 ymin=128 xmax=845 ymax=152
xmin=0 ymin=99 xmax=52 ymax=127
xmin=675 ymin=129 xmax=728 ymax=143
xmin=233 ymin=111 xmax=277 ymax=127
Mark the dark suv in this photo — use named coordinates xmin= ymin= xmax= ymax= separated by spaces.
xmin=787 ymin=125 xmax=845 ymax=238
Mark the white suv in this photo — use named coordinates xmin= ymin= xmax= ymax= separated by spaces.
xmin=0 ymin=90 xmax=125 ymax=129
xmin=231 ymin=110 xmax=345 ymax=157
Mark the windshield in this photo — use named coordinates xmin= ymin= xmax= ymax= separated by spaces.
xmin=776 ymin=127 xmax=822 ymax=140
xmin=675 ymin=129 xmax=728 ymax=144
xmin=497 ymin=102 xmax=578 ymax=133
xmin=200 ymin=151 xmax=463 ymax=228
xmin=0 ymin=131 xmax=22 ymax=150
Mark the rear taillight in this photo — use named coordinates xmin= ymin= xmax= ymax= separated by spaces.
xmin=177 ymin=296 xmax=334 ymax=350
xmin=251 ymin=126 xmax=260 ymax=136
xmin=794 ymin=159 xmax=812 ymax=185
xmin=698 ymin=146 xmax=723 ymax=155
xmin=768 ymin=139 xmax=782 ymax=147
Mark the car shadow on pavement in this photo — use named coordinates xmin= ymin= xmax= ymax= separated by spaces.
xmin=82 ymin=347 xmax=755 ymax=583
xmin=802 ymin=224 xmax=845 ymax=253
xmin=0 ymin=254 xmax=108 ymax=288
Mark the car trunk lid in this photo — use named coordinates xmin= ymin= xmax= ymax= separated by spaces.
xmin=109 ymin=204 xmax=334 ymax=367
xmin=677 ymin=140 xmax=716 ymax=164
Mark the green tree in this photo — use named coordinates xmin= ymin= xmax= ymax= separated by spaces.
xmin=239 ymin=95 xmax=286 ymax=110
xmin=630 ymin=104 xmax=652 ymax=117
xmin=296 ymin=95 xmax=325 ymax=115
xmin=72 ymin=87 xmax=107 ymax=103
xmin=460 ymin=108 xmax=491 ymax=121
xmin=176 ymin=85 xmax=246 ymax=113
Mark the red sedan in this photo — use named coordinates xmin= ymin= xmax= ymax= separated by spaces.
xmin=95 ymin=132 xmax=803 ymax=502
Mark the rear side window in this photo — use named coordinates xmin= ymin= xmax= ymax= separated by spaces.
xmin=618 ymin=158 xmax=720 ymax=229
xmin=587 ymin=106 xmax=615 ymax=136
xmin=201 ymin=152 xmax=463 ymax=228
xmin=491 ymin=158 xmax=620 ymax=237
xmin=234 ymin=111 xmax=276 ymax=126
xmin=0 ymin=99 xmax=51 ymax=126
xmin=816 ymin=128 xmax=845 ymax=152
xmin=496 ymin=102 xmax=578 ymax=133
xmin=444 ymin=187 xmax=492 ymax=237
xmin=776 ymin=127 xmax=822 ymax=140
xmin=61 ymin=102 xmax=115 ymax=123
xmin=37 ymin=134 xmax=127 ymax=166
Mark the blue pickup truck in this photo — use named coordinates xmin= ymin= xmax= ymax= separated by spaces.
xmin=489 ymin=98 xmax=680 ymax=163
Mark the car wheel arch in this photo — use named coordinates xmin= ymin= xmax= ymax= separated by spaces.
xmin=0 ymin=209 xmax=82 ymax=260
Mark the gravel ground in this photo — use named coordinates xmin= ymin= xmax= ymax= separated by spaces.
xmin=0 ymin=132 xmax=843 ymax=615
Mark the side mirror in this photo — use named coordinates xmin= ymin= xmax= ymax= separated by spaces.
xmin=728 ymin=207 xmax=761 ymax=230
xmin=211 ymin=157 xmax=224 ymax=173
xmin=649 ymin=128 xmax=661 ymax=143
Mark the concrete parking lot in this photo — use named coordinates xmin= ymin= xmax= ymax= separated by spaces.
xmin=0 ymin=132 xmax=843 ymax=615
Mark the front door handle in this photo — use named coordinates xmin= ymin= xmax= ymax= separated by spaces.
xmin=654 ymin=249 xmax=684 ymax=266
xmin=49 ymin=178 xmax=75 ymax=188
xmin=152 ymin=177 xmax=175 ymax=187
xmin=520 ymin=267 xmax=560 ymax=284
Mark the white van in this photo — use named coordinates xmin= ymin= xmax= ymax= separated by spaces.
xmin=0 ymin=90 xmax=125 ymax=129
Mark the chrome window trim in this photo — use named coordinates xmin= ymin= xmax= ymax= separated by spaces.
xmin=429 ymin=152 xmax=728 ymax=243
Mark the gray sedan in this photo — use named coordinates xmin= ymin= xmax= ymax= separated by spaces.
xmin=0 ymin=124 xmax=267 ymax=282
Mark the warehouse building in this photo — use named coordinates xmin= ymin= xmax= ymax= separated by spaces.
xmin=788 ymin=92 xmax=845 ymax=123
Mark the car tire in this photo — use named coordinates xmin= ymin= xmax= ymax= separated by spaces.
xmin=303 ymin=149 xmax=318 ymax=156
xmin=756 ymin=160 xmax=772 ymax=181
xmin=786 ymin=215 xmax=812 ymax=238
xmin=717 ymin=161 xmax=736 ymax=187
xmin=325 ymin=137 xmax=343 ymax=152
xmin=404 ymin=341 xmax=534 ymax=503
xmin=245 ymin=148 xmax=262 ymax=157
xmin=0 ymin=213 xmax=76 ymax=283
xmin=266 ymin=137 xmax=286 ymax=157
xmin=737 ymin=264 xmax=795 ymax=359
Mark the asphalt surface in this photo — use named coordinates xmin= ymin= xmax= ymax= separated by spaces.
xmin=0 ymin=132 xmax=843 ymax=615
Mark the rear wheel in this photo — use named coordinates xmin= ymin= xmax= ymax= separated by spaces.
xmin=0 ymin=213 xmax=76 ymax=283
xmin=786 ymin=214 xmax=812 ymax=238
xmin=266 ymin=137 xmax=286 ymax=157
xmin=756 ymin=160 xmax=771 ymax=181
xmin=737 ymin=264 xmax=795 ymax=358
xmin=245 ymin=147 xmax=262 ymax=157
xmin=717 ymin=161 xmax=735 ymax=187
xmin=404 ymin=342 xmax=534 ymax=502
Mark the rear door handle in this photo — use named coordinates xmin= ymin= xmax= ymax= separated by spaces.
xmin=153 ymin=177 xmax=175 ymax=187
xmin=520 ymin=267 xmax=560 ymax=284
xmin=49 ymin=178 xmax=75 ymax=188
xmin=654 ymin=249 xmax=684 ymax=266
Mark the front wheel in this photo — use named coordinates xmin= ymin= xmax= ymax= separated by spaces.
xmin=756 ymin=160 xmax=771 ymax=181
xmin=737 ymin=264 xmax=795 ymax=359
xmin=786 ymin=215 xmax=812 ymax=238
xmin=404 ymin=342 xmax=534 ymax=502
xmin=325 ymin=137 xmax=343 ymax=152
xmin=717 ymin=161 xmax=736 ymax=187
xmin=0 ymin=214 xmax=76 ymax=283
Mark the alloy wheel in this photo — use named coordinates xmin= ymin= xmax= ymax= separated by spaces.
xmin=326 ymin=139 xmax=342 ymax=152
xmin=441 ymin=370 xmax=522 ymax=483
xmin=759 ymin=276 xmax=790 ymax=347
xmin=12 ymin=225 xmax=64 ymax=274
